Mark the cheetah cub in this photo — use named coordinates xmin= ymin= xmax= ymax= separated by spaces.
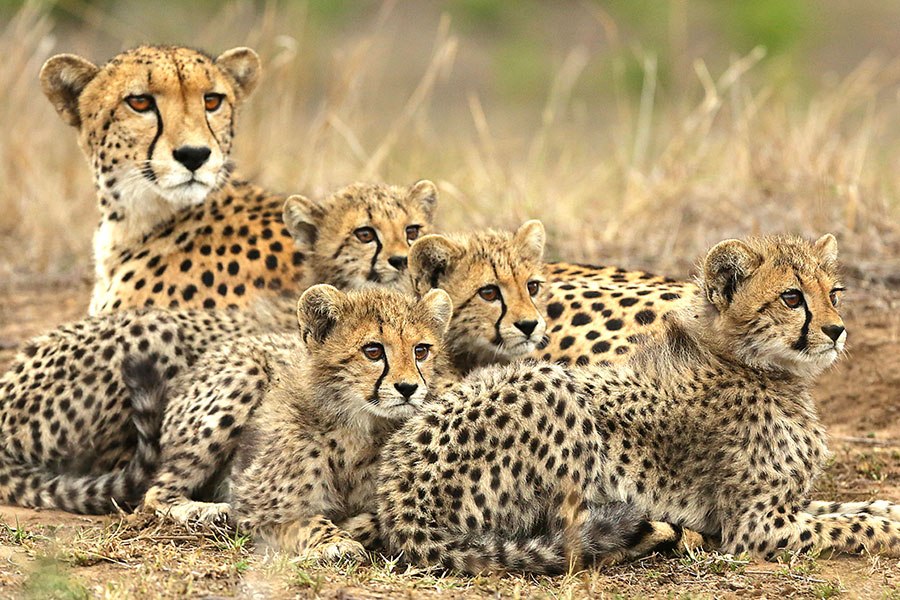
xmin=141 ymin=220 xmax=543 ymax=524
xmin=0 ymin=181 xmax=433 ymax=514
xmin=408 ymin=220 xmax=547 ymax=389
xmin=226 ymin=285 xmax=452 ymax=561
xmin=375 ymin=234 xmax=900 ymax=574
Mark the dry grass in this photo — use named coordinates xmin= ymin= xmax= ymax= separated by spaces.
xmin=1 ymin=2 xmax=899 ymax=284
xmin=2 ymin=2 xmax=900 ymax=598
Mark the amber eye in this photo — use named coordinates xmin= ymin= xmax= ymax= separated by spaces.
xmin=781 ymin=290 xmax=804 ymax=309
xmin=406 ymin=225 xmax=422 ymax=243
xmin=204 ymin=93 xmax=224 ymax=112
xmin=829 ymin=287 xmax=844 ymax=307
xmin=414 ymin=344 xmax=430 ymax=361
xmin=527 ymin=281 xmax=541 ymax=297
xmin=125 ymin=95 xmax=154 ymax=112
xmin=354 ymin=227 xmax=376 ymax=243
xmin=362 ymin=343 xmax=384 ymax=360
xmin=478 ymin=285 xmax=500 ymax=302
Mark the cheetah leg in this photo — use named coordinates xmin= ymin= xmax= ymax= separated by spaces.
xmin=336 ymin=512 xmax=383 ymax=551
xmin=142 ymin=346 xmax=271 ymax=523
xmin=257 ymin=515 xmax=367 ymax=563
xmin=725 ymin=511 xmax=900 ymax=558
xmin=806 ymin=500 xmax=900 ymax=521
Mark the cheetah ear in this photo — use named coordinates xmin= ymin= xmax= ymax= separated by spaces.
xmin=416 ymin=289 xmax=453 ymax=339
xmin=215 ymin=47 xmax=261 ymax=101
xmin=407 ymin=180 xmax=438 ymax=222
xmin=514 ymin=220 xmax=546 ymax=263
xmin=703 ymin=239 xmax=763 ymax=311
xmin=408 ymin=234 xmax=463 ymax=292
xmin=814 ymin=233 xmax=839 ymax=270
xmin=40 ymin=54 xmax=99 ymax=128
xmin=282 ymin=195 xmax=322 ymax=251
xmin=297 ymin=284 xmax=346 ymax=343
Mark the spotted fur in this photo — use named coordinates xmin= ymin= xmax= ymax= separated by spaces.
xmin=371 ymin=234 xmax=896 ymax=574
xmin=41 ymin=45 xmax=435 ymax=312
xmin=534 ymin=262 xmax=699 ymax=367
xmin=409 ymin=220 xmax=547 ymax=387
xmin=142 ymin=286 xmax=453 ymax=563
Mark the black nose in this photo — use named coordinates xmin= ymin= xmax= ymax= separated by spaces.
xmin=388 ymin=255 xmax=408 ymax=271
xmin=172 ymin=146 xmax=211 ymax=172
xmin=394 ymin=382 xmax=418 ymax=399
xmin=514 ymin=320 xmax=538 ymax=336
xmin=821 ymin=324 xmax=845 ymax=342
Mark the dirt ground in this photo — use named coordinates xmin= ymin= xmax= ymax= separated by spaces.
xmin=0 ymin=278 xmax=898 ymax=599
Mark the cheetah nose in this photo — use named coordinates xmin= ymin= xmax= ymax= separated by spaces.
xmin=821 ymin=324 xmax=845 ymax=343
xmin=514 ymin=320 xmax=538 ymax=337
xmin=172 ymin=145 xmax=211 ymax=172
xmin=394 ymin=382 xmax=418 ymax=399
xmin=388 ymin=255 xmax=408 ymax=271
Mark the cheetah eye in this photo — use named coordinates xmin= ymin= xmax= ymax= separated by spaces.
xmin=125 ymin=95 xmax=154 ymax=113
xmin=362 ymin=343 xmax=384 ymax=360
xmin=527 ymin=281 xmax=541 ymax=297
xmin=781 ymin=289 xmax=804 ymax=309
xmin=414 ymin=344 xmax=431 ymax=361
xmin=354 ymin=227 xmax=377 ymax=243
xmin=829 ymin=287 xmax=845 ymax=307
xmin=204 ymin=93 xmax=224 ymax=112
xmin=405 ymin=225 xmax=422 ymax=243
xmin=478 ymin=285 xmax=500 ymax=302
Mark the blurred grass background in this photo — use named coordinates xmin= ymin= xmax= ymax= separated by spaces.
xmin=1 ymin=0 xmax=900 ymax=281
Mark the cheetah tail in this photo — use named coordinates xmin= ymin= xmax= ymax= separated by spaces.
xmin=805 ymin=500 xmax=900 ymax=521
xmin=0 ymin=357 xmax=166 ymax=515
xmin=393 ymin=502 xmax=666 ymax=575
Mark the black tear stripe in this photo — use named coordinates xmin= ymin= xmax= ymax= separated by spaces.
xmin=492 ymin=294 xmax=508 ymax=346
xmin=143 ymin=105 xmax=163 ymax=183
xmin=490 ymin=261 xmax=507 ymax=346
xmin=370 ymin=355 xmax=390 ymax=405
xmin=141 ymin=69 xmax=163 ymax=183
xmin=792 ymin=301 xmax=813 ymax=351
xmin=414 ymin=361 xmax=427 ymax=390
xmin=366 ymin=235 xmax=383 ymax=282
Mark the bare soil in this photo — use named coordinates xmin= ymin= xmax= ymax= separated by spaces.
xmin=1 ymin=279 xmax=899 ymax=599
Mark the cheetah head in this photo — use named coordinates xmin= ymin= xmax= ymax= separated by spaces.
xmin=41 ymin=45 xmax=258 ymax=219
xmin=298 ymin=284 xmax=452 ymax=423
xmin=701 ymin=233 xmax=846 ymax=378
xmin=283 ymin=181 xmax=437 ymax=291
xmin=409 ymin=220 xmax=548 ymax=368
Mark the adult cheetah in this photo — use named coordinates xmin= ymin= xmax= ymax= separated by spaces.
xmin=41 ymin=45 xmax=436 ymax=312
xmin=0 ymin=181 xmax=433 ymax=514
xmin=533 ymin=262 xmax=699 ymax=367
xmin=374 ymin=233 xmax=900 ymax=573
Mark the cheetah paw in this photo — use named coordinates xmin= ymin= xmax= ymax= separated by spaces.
xmin=680 ymin=529 xmax=706 ymax=552
xmin=307 ymin=536 xmax=368 ymax=564
xmin=163 ymin=501 xmax=233 ymax=526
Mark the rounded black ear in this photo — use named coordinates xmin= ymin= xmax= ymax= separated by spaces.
xmin=40 ymin=54 xmax=99 ymax=128
xmin=215 ymin=47 xmax=261 ymax=101
xmin=282 ymin=195 xmax=322 ymax=251
xmin=408 ymin=234 xmax=462 ymax=292
xmin=407 ymin=180 xmax=438 ymax=222
xmin=297 ymin=284 xmax=346 ymax=343
xmin=514 ymin=219 xmax=546 ymax=262
xmin=703 ymin=239 xmax=763 ymax=311
xmin=416 ymin=289 xmax=453 ymax=339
